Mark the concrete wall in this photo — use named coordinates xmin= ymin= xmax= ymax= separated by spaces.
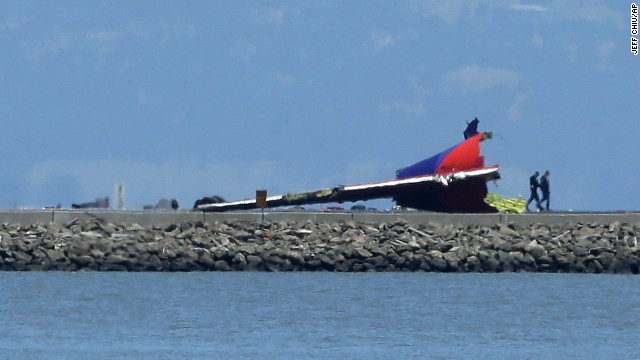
xmin=1 ymin=210 xmax=640 ymax=226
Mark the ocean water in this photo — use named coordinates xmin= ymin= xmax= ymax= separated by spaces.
xmin=0 ymin=272 xmax=638 ymax=360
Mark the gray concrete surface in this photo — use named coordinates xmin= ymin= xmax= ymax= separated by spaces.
xmin=1 ymin=210 xmax=640 ymax=226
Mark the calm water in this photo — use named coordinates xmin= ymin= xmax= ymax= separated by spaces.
xmin=0 ymin=272 xmax=638 ymax=359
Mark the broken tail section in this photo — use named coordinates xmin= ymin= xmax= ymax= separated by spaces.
xmin=197 ymin=126 xmax=500 ymax=213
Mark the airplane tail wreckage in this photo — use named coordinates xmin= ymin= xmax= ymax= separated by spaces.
xmin=196 ymin=119 xmax=500 ymax=213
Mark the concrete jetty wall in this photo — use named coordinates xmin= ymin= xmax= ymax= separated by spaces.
xmin=0 ymin=210 xmax=638 ymax=273
xmin=2 ymin=210 xmax=640 ymax=227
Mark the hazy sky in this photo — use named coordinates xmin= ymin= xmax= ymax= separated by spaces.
xmin=0 ymin=0 xmax=637 ymax=211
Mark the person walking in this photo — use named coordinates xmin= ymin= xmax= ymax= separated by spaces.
xmin=526 ymin=171 xmax=542 ymax=212
xmin=539 ymin=170 xmax=550 ymax=211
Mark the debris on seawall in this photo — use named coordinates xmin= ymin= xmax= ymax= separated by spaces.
xmin=196 ymin=132 xmax=500 ymax=214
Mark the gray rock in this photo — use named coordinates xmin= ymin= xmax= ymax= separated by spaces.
xmin=479 ymin=250 xmax=500 ymax=271
xmin=0 ymin=218 xmax=639 ymax=273
xmin=596 ymin=252 xmax=615 ymax=270
xmin=214 ymin=260 xmax=232 ymax=271
xmin=14 ymin=251 xmax=32 ymax=264
xmin=71 ymin=255 xmax=94 ymax=268
xmin=443 ymin=252 xmax=460 ymax=270
xmin=498 ymin=224 xmax=519 ymax=237
xmin=585 ymin=259 xmax=604 ymax=273
xmin=245 ymin=255 xmax=264 ymax=271
xmin=334 ymin=260 xmax=350 ymax=272
xmin=525 ymin=240 xmax=547 ymax=260
xmin=319 ymin=254 xmax=335 ymax=270
xmin=611 ymin=255 xmax=640 ymax=274
xmin=354 ymin=247 xmax=372 ymax=259
xmin=427 ymin=250 xmax=448 ymax=271
xmin=172 ymin=257 xmax=198 ymax=272
xmin=232 ymin=253 xmax=247 ymax=267
xmin=99 ymin=263 xmax=128 ymax=271
xmin=573 ymin=246 xmax=589 ymax=257
xmin=466 ymin=255 xmax=481 ymax=272
xmin=147 ymin=255 xmax=164 ymax=271
xmin=105 ymin=255 xmax=131 ymax=268
xmin=365 ymin=256 xmax=388 ymax=270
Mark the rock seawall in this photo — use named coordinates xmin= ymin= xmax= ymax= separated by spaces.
xmin=0 ymin=217 xmax=639 ymax=273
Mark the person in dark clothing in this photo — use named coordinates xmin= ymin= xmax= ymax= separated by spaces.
xmin=463 ymin=117 xmax=479 ymax=139
xmin=526 ymin=171 xmax=542 ymax=212
xmin=539 ymin=170 xmax=550 ymax=211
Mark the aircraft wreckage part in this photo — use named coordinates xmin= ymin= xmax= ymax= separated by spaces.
xmin=396 ymin=132 xmax=490 ymax=179
xmin=197 ymin=126 xmax=499 ymax=213
xmin=392 ymin=177 xmax=497 ymax=213
xmin=196 ymin=166 xmax=500 ymax=213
